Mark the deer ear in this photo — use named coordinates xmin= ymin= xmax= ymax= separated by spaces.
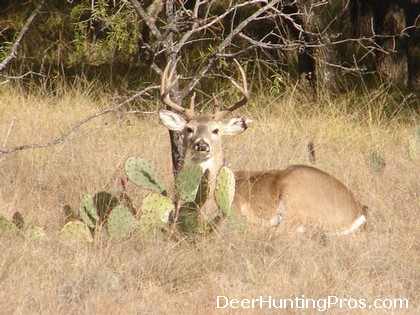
xmin=221 ymin=117 xmax=253 ymax=136
xmin=159 ymin=109 xmax=187 ymax=131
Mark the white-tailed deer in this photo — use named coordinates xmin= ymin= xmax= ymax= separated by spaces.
xmin=159 ymin=61 xmax=367 ymax=235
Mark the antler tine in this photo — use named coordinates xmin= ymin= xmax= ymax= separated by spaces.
xmin=212 ymin=93 xmax=221 ymax=113
xmin=213 ymin=59 xmax=249 ymax=120
xmin=160 ymin=61 xmax=195 ymax=119
xmin=189 ymin=92 xmax=196 ymax=115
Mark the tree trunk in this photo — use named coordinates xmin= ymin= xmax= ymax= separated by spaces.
xmin=164 ymin=0 xmax=184 ymax=177
xmin=375 ymin=2 xmax=408 ymax=87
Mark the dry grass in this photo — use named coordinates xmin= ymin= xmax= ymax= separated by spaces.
xmin=0 ymin=87 xmax=418 ymax=314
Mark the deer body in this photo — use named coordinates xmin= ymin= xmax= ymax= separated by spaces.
xmin=159 ymin=61 xmax=367 ymax=235
xmin=234 ymin=166 xmax=366 ymax=234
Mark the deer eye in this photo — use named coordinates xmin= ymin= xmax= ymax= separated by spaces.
xmin=212 ymin=128 xmax=219 ymax=135
xmin=186 ymin=127 xmax=194 ymax=133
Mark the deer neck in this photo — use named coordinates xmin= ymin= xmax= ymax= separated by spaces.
xmin=183 ymin=149 xmax=224 ymax=178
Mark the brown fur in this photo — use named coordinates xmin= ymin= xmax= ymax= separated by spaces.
xmin=234 ymin=165 xmax=364 ymax=232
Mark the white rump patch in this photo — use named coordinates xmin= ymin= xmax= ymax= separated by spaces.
xmin=333 ymin=214 xmax=367 ymax=236
xmin=267 ymin=200 xmax=286 ymax=228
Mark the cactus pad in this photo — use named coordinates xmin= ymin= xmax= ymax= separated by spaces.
xmin=24 ymin=226 xmax=47 ymax=239
xmin=175 ymin=164 xmax=203 ymax=202
xmin=60 ymin=221 xmax=93 ymax=243
xmin=194 ymin=169 xmax=209 ymax=208
xmin=107 ymin=205 xmax=139 ymax=239
xmin=366 ymin=152 xmax=386 ymax=173
xmin=93 ymin=191 xmax=120 ymax=222
xmin=0 ymin=215 xmax=15 ymax=233
xmin=177 ymin=203 xmax=202 ymax=234
xmin=79 ymin=195 xmax=99 ymax=229
xmin=12 ymin=212 xmax=25 ymax=229
xmin=138 ymin=193 xmax=174 ymax=236
xmin=125 ymin=157 xmax=166 ymax=194
xmin=215 ymin=166 xmax=236 ymax=216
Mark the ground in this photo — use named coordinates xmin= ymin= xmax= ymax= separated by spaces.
xmin=0 ymin=88 xmax=418 ymax=314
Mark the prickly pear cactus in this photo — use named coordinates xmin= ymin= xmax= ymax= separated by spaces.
xmin=176 ymin=203 xmax=202 ymax=234
xmin=194 ymin=169 xmax=209 ymax=208
xmin=215 ymin=166 xmax=236 ymax=216
xmin=175 ymin=165 xmax=203 ymax=202
xmin=176 ymin=170 xmax=210 ymax=234
xmin=107 ymin=205 xmax=139 ymax=239
xmin=125 ymin=157 xmax=166 ymax=194
xmin=0 ymin=215 xmax=15 ymax=233
xmin=182 ymin=153 xmax=194 ymax=169
xmin=12 ymin=212 xmax=25 ymax=229
xmin=366 ymin=152 xmax=386 ymax=173
xmin=24 ymin=226 xmax=47 ymax=239
xmin=60 ymin=221 xmax=93 ymax=243
xmin=139 ymin=193 xmax=174 ymax=235
xmin=79 ymin=195 xmax=98 ymax=229
xmin=93 ymin=191 xmax=120 ymax=222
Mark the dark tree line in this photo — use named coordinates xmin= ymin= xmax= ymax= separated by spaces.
xmin=0 ymin=0 xmax=418 ymax=95
xmin=0 ymin=0 xmax=418 ymax=174
xmin=351 ymin=0 xmax=419 ymax=90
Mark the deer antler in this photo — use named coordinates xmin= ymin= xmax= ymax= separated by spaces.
xmin=213 ymin=59 xmax=249 ymax=120
xmin=160 ymin=60 xmax=195 ymax=119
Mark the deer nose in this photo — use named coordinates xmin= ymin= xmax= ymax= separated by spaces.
xmin=194 ymin=139 xmax=210 ymax=152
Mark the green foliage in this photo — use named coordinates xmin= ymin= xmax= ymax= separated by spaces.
xmin=123 ymin=156 xmax=238 ymax=235
xmin=12 ymin=212 xmax=25 ymax=229
xmin=107 ymin=205 xmax=139 ymax=240
xmin=140 ymin=193 xmax=174 ymax=222
xmin=24 ymin=226 xmax=47 ymax=239
xmin=0 ymin=215 xmax=16 ymax=233
xmin=60 ymin=221 xmax=93 ymax=243
xmin=139 ymin=193 xmax=174 ymax=236
xmin=177 ymin=203 xmax=202 ymax=234
xmin=93 ymin=191 xmax=120 ymax=221
xmin=79 ymin=195 xmax=98 ymax=229
xmin=60 ymin=191 xmax=139 ymax=241
xmin=125 ymin=157 xmax=167 ymax=194
xmin=69 ymin=0 xmax=141 ymax=66
xmin=194 ymin=169 xmax=210 ymax=208
xmin=175 ymin=165 xmax=203 ymax=202
xmin=366 ymin=152 xmax=386 ymax=173
xmin=1 ymin=212 xmax=46 ymax=239
xmin=215 ymin=166 xmax=236 ymax=216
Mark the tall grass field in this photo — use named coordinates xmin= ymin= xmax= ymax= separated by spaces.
xmin=0 ymin=86 xmax=418 ymax=314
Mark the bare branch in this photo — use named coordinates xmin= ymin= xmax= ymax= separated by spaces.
xmin=179 ymin=0 xmax=282 ymax=100
xmin=0 ymin=0 xmax=45 ymax=74
xmin=174 ymin=0 xmax=268 ymax=55
xmin=128 ymin=0 xmax=163 ymax=41
xmin=0 ymin=85 xmax=159 ymax=155
xmin=0 ymin=71 xmax=44 ymax=85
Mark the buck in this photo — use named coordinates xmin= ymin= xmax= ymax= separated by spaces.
xmin=159 ymin=61 xmax=367 ymax=235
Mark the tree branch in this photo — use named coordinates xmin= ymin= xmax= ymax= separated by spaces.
xmin=0 ymin=85 xmax=159 ymax=155
xmin=128 ymin=0 xmax=163 ymax=41
xmin=0 ymin=0 xmax=45 ymax=74
xmin=179 ymin=0 xmax=282 ymax=100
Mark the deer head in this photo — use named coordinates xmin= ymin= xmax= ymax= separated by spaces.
xmin=159 ymin=60 xmax=253 ymax=172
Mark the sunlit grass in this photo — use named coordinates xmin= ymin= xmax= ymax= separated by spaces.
xmin=0 ymin=86 xmax=418 ymax=314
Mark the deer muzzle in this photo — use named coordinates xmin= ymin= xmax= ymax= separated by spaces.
xmin=193 ymin=139 xmax=210 ymax=152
